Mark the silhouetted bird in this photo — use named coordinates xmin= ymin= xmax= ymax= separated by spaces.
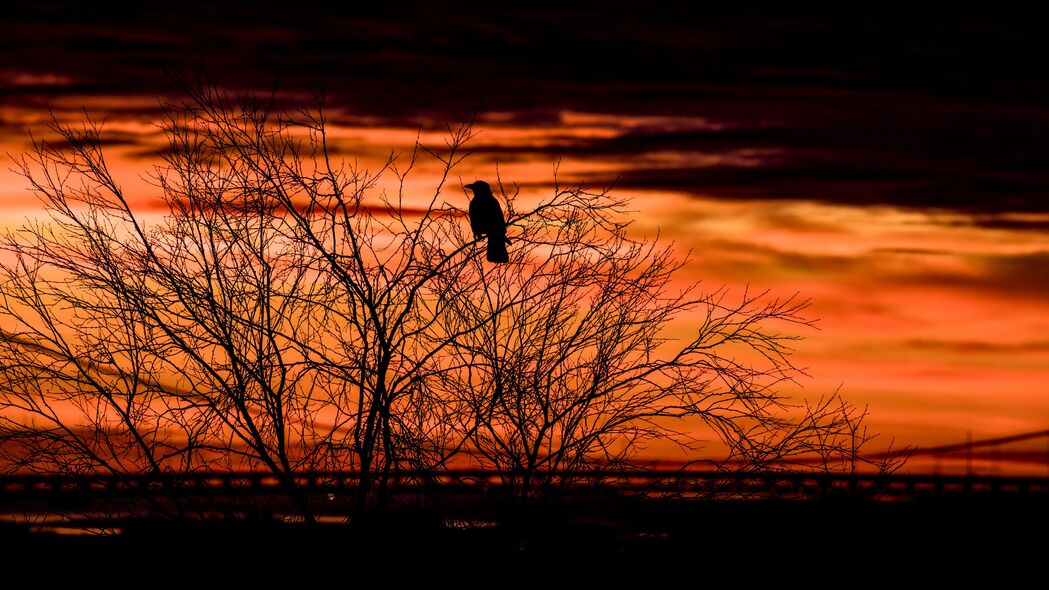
xmin=465 ymin=180 xmax=509 ymax=263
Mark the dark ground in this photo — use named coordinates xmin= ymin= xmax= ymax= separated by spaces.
xmin=2 ymin=498 xmax=1044 ymax=582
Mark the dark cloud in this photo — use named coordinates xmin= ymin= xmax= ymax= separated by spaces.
xmin=693 ymin=239 xmax=1049 ymax=297
xmin=982 ymin=251 xmax=1049 ymax=291
xmin=905 ymin=339 xmax=1049 ymax=353
xmin=3 ymin=4 xmax=1049 ymax=212
xmin=966 ymin=215 xmax=1049 ymax=233
xmin=885 ymin=250 xmax=1049 ymax=296
xmin=871 ymin=248 xmax=954 ymax=256
xmin=507 ymin=110 xmax=1049 ymax=212
xmin=31 ymin=135 xmax=145 ymax=153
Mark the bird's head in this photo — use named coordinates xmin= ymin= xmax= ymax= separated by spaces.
xmin=464 ymin=180 xmax=491 ymax=196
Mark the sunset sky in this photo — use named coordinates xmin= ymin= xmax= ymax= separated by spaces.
xmin=2 ymin=4 xmax=1047 ymax=473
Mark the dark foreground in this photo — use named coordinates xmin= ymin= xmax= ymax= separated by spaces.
xmin=2 ymin=497 xmax=1045 ymax=581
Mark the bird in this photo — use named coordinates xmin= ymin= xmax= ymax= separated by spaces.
xmin=464 ymin=180 xmax=509 ymax=263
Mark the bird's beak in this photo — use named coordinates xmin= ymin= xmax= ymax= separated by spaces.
xmin=464 ymin=182 xmax=477 ymax=191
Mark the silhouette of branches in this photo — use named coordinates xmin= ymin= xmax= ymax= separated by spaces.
xmin=424 ymin=180 xmax=903 ymax=496
xmin=0 ymin=76 xmax=901 ymax=517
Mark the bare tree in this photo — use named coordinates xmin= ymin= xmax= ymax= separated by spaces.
xmin=0 ymin=77 xmax=899 ymax=518
xmin=424 ymin=178 xmax=901 ymax=497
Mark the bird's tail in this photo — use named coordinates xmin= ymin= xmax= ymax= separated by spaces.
xmin=486 ymin=236 xmax=509 ymax=263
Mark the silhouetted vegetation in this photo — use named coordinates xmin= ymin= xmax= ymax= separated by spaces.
xmin=0 ymin=74 xmax=902 ymax=521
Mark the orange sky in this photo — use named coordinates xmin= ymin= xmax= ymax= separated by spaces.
xmin=2 ymin=7 xmax=1048 ymax=474
xmin=1 ymin=103 xmax=1046 ymax=475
